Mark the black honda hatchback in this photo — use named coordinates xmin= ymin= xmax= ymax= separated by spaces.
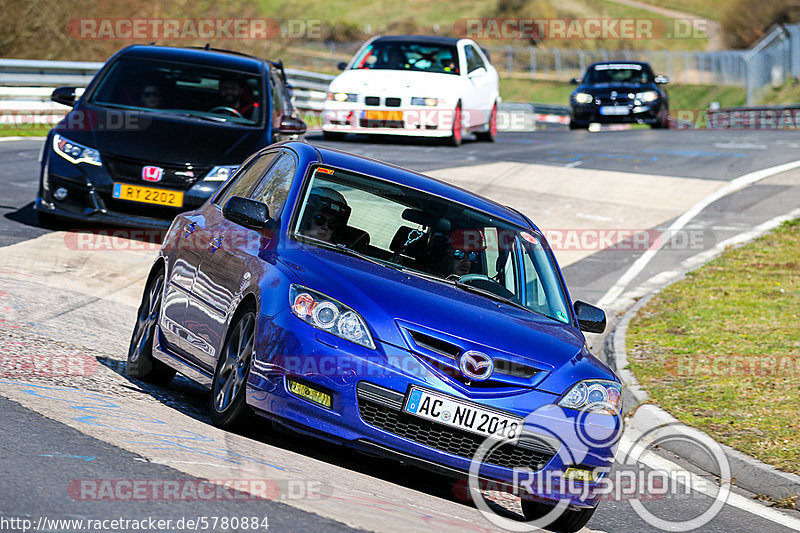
xmin=568 ymin=61 xmax=669 ymax=130
xmin=35 ymin=45 xmax=306 ymax=229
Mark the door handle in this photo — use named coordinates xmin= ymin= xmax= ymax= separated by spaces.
xmin=209 ymin=236 xmax=223 ymax=253
xmin=184 ymin=221 xmax=196 ymax=238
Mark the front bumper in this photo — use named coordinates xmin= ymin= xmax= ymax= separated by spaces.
xmin=244 ymin=311 xmax=622 ymax=508
xmin=37 ymin=148 xmax=219 ymax=230
xmin=321 ymin=103 xmax=457 ymax=138
xmin=571 ymin=102 xmax=663 ymax=125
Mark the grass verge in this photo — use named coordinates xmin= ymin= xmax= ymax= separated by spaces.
xmin=0 ymin=126 xmax=51 ymax=137
xmin=630 ymin=0 xmax=729 ymax=21
xmin=627 ymin=218 xmax=800 ymax=475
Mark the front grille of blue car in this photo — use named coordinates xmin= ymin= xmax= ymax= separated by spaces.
xmin=405 ymin=329 xmax=542 ymax=386
xmin=356 ymin=382 xmax=556 ymax=470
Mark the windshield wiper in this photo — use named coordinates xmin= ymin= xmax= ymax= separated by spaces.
xmin=93 ymin=102 xmax=134 ymax=110
xmin=395 ymin=268 xmax=531 ymax=312
xmin=331 ymin=243 xmax=396 ymax=270
xmin=452 ymin=280 xmax=530 ymax=312
xmin=173 ymin=112 xmax=227 ymax=122
xmin=304 ymin=238 xmax=397 ymax=271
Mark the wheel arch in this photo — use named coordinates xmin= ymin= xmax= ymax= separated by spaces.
xmin=146 ymin=256 xmax=166 ymax=285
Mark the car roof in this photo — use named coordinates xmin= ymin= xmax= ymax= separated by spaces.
xmin=372 ymin=35 xmax=462 ymax=46
xmin=118 ymin=44 xmax=264 ymax=74
xmin=283 ymin=142 xmax=532 ymax=229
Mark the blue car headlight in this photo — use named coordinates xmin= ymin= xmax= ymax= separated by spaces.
xmin=289 ymin=285 xmax=375 ymax=349
xmin=573 ymin=92 xmax=593 ymax=104
xmin=559 ymin=379 xmax=622 ymax=415
xmin=53 ymin=134 xmax=101 ymax=166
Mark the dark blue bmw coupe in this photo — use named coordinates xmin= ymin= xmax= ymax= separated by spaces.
xmin=128 ymin=141 xmax=622 ymax=531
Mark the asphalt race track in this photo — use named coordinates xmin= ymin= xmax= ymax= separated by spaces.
xmin=1 ymin=129 xmax=800 ymax=533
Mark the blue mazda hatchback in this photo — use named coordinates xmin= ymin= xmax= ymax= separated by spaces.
xmin=128 ymin=141 xmax=622 ymax=531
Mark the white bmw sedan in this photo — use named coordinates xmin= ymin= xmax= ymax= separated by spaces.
xmin=321 ymin=35 xmax=500 ymax=146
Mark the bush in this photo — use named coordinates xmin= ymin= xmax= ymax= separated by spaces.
xmin=321 ymin=21 xmax=366 ymax=43
xmin=384 ymin=17 xmax=422 ymax=36
xmin=721 ymin=0 xmax=800 ymax=48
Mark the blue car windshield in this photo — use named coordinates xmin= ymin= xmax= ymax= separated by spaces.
xmin=88 ymin=57 xmax=263 ymax=125
xmin=291 ymin=166 xmax=572 ymax=323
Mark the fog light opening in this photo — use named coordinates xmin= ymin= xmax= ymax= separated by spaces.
xmin=287 ymin=378 xmax=333 ymax=409
xmin=54 ymin=188 xmax=68 ymax=201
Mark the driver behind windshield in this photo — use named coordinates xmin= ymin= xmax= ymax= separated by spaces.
xmin=433 ymin=228 xmax=486 ymax=278
xmin=215 ymin=76 xmax=256 ymax=118
xmin=300 ymin=187 xmax=351 ymax=243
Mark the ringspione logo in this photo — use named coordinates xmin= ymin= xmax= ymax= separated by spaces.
xmin=465 ymin=412 xmax=731 ymax=531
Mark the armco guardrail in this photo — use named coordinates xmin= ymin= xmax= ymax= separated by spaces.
xmin=0 ymin=59 xmax=553 ymax=129
xmin=0 ymin=59 xmax=103 ymax=87
xmin=670 ymin=104 xmax=800 ymax=129
xmin=285 ymin=68 xmax=334 ymax=111
xmin=0 ymin=59 xmax=336 ymax=114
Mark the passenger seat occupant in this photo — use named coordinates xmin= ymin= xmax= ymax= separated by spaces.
xmin=300 ymin=187 xmax=351 ymax=243
xmin=139 ymin=84 xmax=162 ymax=108
xmin=443 ymin=228 xmax=487 ymax=278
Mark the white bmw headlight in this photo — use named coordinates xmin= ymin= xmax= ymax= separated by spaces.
xmin=204 ymin=166 xmax=239 ymax=182
xmin=635 ymin=91 xmax=659 ymax=103
xmin=559 ymin=379 xmax=622 ymax=415
xmin=574 ymin=92 xmax=594 ymax=104
xmin=53 ymin=134 xmax=101 ymax=166
xmin=410 ymin=97 xmax=438 ymax=106
xmin=327 ymin=92 xmax=358 ymax=103
xmin=290 ymin=285 xmax=375 ymax=349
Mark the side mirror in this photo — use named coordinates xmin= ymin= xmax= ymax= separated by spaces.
xmin=52 ymin=86 xmax=78 ymax=107
xmin=569 ymin=77 xmax=581 ymax=85
xmin=337 ymin=62 xmax=348 ymax=71
xmin=655 ymin=75 xmax=669 ymax=84
xmin=279 ymin=115 xmax=307 ymax=134
xmin=573 ymin=300 xmax=606 ymax=333
xmin=223 ymin=196 xmax=271 ymax=230
xmin=468 ymin=67 xmax=487 ymax=79
xmin=273 ymin=114 xmax=307 ymax=142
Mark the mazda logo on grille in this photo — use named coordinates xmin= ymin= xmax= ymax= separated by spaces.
xmin=458 ymin=351 xmax=494 ymax=381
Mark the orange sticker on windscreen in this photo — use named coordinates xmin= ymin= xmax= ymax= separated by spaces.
xmin=315 ymin=167 xmax=334 ymax=175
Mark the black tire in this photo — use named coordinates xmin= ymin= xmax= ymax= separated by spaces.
xmin=520 ymin=500 xmax=597 ymax=532
xmin=127 ymin=268 xmax=176 ymax=385
xmin=651 ymin=109 xmax=670 ymax=129
xmin=475 ymin=102 xmax=497 ymax=142
xmin=446 ymin=103 xmax=463 ymax=147
xmin=322 ymin=131 xmax=347 ymax=141
xmin=568 ymin=120 xmax=586 ymax=130
xmin=209 ymin=306 xmax=256 ymax=428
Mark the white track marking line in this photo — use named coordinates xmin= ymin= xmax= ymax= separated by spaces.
xmin=618 ymin=433 xmax=800 ymax=529
xmin=597 ymin=160 xmax=800 ymax=308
